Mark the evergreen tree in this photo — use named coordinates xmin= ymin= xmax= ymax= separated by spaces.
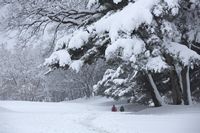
xmin=45 ymin=0 xmax=200 ymax=106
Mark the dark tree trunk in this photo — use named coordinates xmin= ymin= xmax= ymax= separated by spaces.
xmin=169 ymin=69 xmax=182 ymax=105
xmin=165 ymin=54 xmax=182 ymax=105
xmin=181 ymin=66 xmax=192 ymax=105
xmin=181 ymin=67 xmax=189 ymax=104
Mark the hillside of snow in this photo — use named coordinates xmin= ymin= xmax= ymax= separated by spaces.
xmin=0 ymin=96 xmax=200 ymax=133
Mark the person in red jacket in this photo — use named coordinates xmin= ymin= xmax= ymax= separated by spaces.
xmin=111 ymin=105 xmax=117 ymax=112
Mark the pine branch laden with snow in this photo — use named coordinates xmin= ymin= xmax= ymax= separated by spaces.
xmin=145 ymin=56 xmax=169 ymax=73
xmin=88 ymin=0 xmax=158 ymax=43
xmin=48 ymin=0 xmax=185 ymax=72
xmin=94 ymin=65 xmax=139 ymax=100
xmin=164 ymin=42 xmax=200 ymax=66
xmin=105 ymin=38 xmax=146 ymax=62
xmin=48 ymin=0 xmax=163 ymax=72
xmin=44 ymin=50 xmax=71 ymax=68
xmin=44 ymin=50 xmax=85 ymax=72
xmin=68 ymin=29 xmax=90 ymax=50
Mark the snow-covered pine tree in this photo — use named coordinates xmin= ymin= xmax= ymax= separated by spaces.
xmin=45 ymin=0 xmax=200 ymax=105
xmin=44 ymin=0 xmax=200 ymax=106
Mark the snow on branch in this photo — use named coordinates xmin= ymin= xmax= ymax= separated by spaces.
xmin=105 ymin=38 xmax=146 ymax=62
xmin=145 ymin=56 xmax=169 ymax=73
xmin=88 ymin=0 xmax=159 ymax=42
xmin=68 ymin=29 xmax=90 ymax=49
xmin=44 ymin=50 xmax=71 ymax=67
xmin=164 ymin=42 xmax=200 ymax=66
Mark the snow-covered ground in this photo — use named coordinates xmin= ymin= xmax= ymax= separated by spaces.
xmin=0 ymin=97 xmax=200 ymax=133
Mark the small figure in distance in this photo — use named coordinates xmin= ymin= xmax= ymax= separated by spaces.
xmin=111 ymin=105 xmax=117 ymax=112
xmin=120 ymin=106 xmax=125 ymax=112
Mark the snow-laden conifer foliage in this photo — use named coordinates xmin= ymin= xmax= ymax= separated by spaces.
xmin=1 ymin=0 xmax=200 ymax=106
xmin=44 ymin=0 xmax=200 ymax=106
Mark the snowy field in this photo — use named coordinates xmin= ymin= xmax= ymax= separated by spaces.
xmin=0 ymin=97 xmax=200 ymax=133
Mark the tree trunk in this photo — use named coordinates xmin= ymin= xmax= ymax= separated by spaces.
xmin=181 ymin=66 xmax=192 ymax=105
xmin=169 ymin=69 xmax=182 ymax=105
xmin=147 ymin=72 xmax=165 ymax=106
xmin=175 ymin=65 xmax=183 ymax=93
xmin=150 ymin=87 xmax=162 ymax=107
xmin=165 ymin=54 xmax=182 ymax=105
xmin=181 ymin=43 xmax=192 ymax=105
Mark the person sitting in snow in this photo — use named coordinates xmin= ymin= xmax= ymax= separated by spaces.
xmin=119 ymin=106 xmax=125 ymax=112
xmin=111 ymin=105 xmax=117 ymax=112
